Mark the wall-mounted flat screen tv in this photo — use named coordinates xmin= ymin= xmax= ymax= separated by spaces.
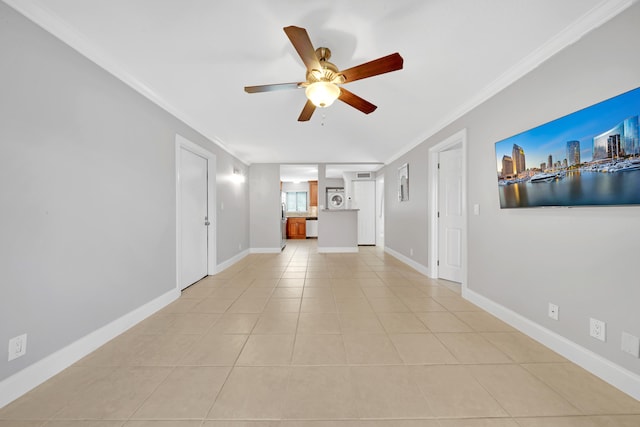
xmin=495 ymin=86 xmax=640 ymax=208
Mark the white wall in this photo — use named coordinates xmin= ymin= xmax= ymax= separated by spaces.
xmin=383 ymin=3 xmax=640 ymax=387
xmin=0 ymin=2 xmax=249 ymax=387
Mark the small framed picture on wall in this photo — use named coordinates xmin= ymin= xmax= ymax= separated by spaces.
xmin=398 ymin=163 xmax=409 ymax=201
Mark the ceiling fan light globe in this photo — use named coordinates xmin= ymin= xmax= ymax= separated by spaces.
xmin=305 ymin=81 xmax=340 ymax=108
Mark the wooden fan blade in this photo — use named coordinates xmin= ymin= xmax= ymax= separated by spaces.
xmin=341 ymin=53 xmax=403 ymax=84
xmin=283 ymin=26 xmax=321 ymax=71
xmin=338 ymin=88 xmax=377 ymax=114
xmin=298 ymin=100 xmax=316 ymax=121
xmin=244 ymin=82 xmax=303 ymax=93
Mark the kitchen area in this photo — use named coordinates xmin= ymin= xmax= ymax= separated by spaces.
xmin=246 ymin=147 xmax=389 ymax=256
xmin=278 ymin=164 xmax=383 ymax=252
xmin=279 ymin=165 xmax=320 ymax=249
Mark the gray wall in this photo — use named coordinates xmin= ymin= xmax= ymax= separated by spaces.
xmin=0 ymin=3 xmax=249 ymax=381
xmin=385 ymin=143 xmax=430 ymax=266
xmin=318 ymin=210 xmax=358 ymax=249
xmin=384 ymin=4 xmax=640 ymax=374
xmin=249 ymin=164 xmax=281 ymax=250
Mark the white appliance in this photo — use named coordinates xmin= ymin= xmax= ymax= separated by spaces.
xmin=306 ymin=219 xmax=318 ymax=237
xmin=326 ymin=187 xmax=345 ymax=209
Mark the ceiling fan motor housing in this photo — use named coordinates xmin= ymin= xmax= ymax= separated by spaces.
xmin=306 ymin=47 xmax=345 ymax=85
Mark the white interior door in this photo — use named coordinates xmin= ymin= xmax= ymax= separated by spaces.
xmin=353 ymin=180 xmax=376 ymax=245
xmin=376 ymin=175 xmax=385 ymax=246
xmin=438 ymin=149 xmax=463 ymax=282
xmin=179 ymin=147 xmax=208 ymax=289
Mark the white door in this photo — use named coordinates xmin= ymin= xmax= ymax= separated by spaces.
xmin=353 ymin=180 xmax=376 ymax=245
xmin=179 ymin=148 xmax=208 ymax=289
xmin=438 ymin=149 xmax=463 ymax=282
xmin=376 ymin=175 xmax=385 ymax=246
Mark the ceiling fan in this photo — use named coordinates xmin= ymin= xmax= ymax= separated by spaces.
xmin=244 ymin=26 xmax=404 ymax=122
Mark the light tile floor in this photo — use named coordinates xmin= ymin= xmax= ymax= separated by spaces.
xmin=2 ymin=240 xmax=640 ymax=426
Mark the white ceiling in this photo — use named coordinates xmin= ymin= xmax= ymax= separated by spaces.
xmin=6 ymin=0 xmax=632 ymax=165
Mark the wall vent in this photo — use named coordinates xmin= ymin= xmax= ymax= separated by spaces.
xmin=355 ymin=172 xmax=373 ymax=179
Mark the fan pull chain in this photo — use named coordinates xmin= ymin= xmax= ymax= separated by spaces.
xmin=321 ymin=113 xmax=326 ymax=126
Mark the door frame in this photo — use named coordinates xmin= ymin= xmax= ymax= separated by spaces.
xmin=175 ymin=134 xmax=217 ymax=289
xmin=428 ymin=129 xmax=467 ymax=288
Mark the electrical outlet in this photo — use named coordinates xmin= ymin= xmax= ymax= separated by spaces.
xmin=590 ymin=318 xmax=606 ymax=342
xmin=548 ymin=303 xmax=559 ymax=320
xmin=8 ymin=334 xmax=27 ymax=361
xmin=410 ymin=248 xmax=414 ymax=256
xmin=621 ymin=332 xmax=640 ymax=358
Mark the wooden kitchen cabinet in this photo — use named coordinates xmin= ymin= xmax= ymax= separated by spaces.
xmin=309 ymin=180 xmax=318 ymax=207
xmin=286 ymin=217 xmax=306 ymax=239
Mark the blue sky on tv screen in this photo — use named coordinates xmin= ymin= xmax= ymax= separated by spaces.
xmin=495 ymin=87 xmax=640 ymax=171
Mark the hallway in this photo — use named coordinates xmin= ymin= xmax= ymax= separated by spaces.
xmin=1 ymin=240 xmax=639 ymax=426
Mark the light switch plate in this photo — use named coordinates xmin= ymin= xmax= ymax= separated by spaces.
xmin=621 ymin=332 xmax=640 ymax=357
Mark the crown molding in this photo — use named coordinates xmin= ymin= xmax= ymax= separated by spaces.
xmin=385 ymin=0 xmax=638 ymax=165
xmin=2 ymin=0 xmax=246 ymax=164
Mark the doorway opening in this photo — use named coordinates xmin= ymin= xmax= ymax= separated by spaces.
xmin=428 ymin=129 xmax=467 ymax=287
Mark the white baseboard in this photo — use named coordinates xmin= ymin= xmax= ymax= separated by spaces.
xmin=215 ymin=249 xmax=250 ymax=273
xmin=0 ymin=288 xmax=180 ymax=409
xmin=384 ymin=246 xmax=431 ymax=277
xmin=317 ymin=247 xmax=358 ymax=253
xmin=250 ymin=247 xmax=282 ymax=254
xmin=462 ymin=287 xmax=640 ymax=401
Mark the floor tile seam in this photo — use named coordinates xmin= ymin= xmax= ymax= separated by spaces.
xmin=119 ymin=415 xmax=210 ymax=423
xmin=516 ymin=362 xmax=634 ymax=414
xmin=280 ymin=360 xmax=525 ymax=367
xmin=286 ymin=306 xmax=304 ymax=366
xmin=224 ymin=362 xmax=492 ymax=369
xmin=0 ymin=412 xmax=53 ymax=423
xmin=124 ymin=364 xmax=180 ymax=422
xmin=368 ymin=301 xmax=417 ymax=337
xmin=51 ymin=365 xmax=175 ymax=422
xmin=221 ymin=331 xmax=253 ymax=369
xmin=197 ymin=364 xmax=236 ymax=422
xmin=466 ymin=363 xmax=586 ymax=418
xmin=414 ymin=360 xmax=514 ymax=420
xmin=511 ymin=413 xmax=640 ymax=420
xmin=46 ymin=365 xmax=122 ymax=419
xmin=37 ymin=415 xmax=130 ymax=422
xmin=278 ymin=361 xmax=359 ymax=420
xmin=430 ymin=331 xmax=518 ymax=364
xmin=200 ymin=415 xmax=514 ymax=422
